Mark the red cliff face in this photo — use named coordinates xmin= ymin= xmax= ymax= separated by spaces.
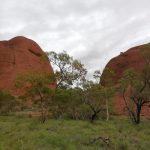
xmin=0 ymin=36 xmax=55 ymax=95
xmin=101 ymin=43 xmax=150 ymax=117
xmin=101 ymin=44 xmax=149 ymax=86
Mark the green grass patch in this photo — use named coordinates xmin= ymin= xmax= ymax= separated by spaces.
xmin=0 ymin=116 xmax=149 ymax=150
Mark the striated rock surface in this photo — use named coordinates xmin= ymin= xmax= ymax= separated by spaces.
xmin=101 ymin=43 xmax=150 ymax=117
xmin=0 ymin=36 xmax=55 ymax=95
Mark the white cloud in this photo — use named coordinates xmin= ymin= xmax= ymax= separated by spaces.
xmin=0 ymin=0 xmax=150 ymax=79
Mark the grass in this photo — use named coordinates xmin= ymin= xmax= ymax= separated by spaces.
xmin=0 ymin=115 xmax=149 ymax=150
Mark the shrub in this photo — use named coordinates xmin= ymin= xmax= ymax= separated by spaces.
xmin=0 ymin=90 xmax=18 ymax=114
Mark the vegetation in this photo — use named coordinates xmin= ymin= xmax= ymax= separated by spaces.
xmin=0 ymin=50 xmax=149 ymax=149
xmin=0 ymin=91 xmax=18 ymax=114
xmin=50 ymin=69 xmax=115 ymax=122
xmin=52 ymin=87 xmax=85 ymax=120
xmin=0 ymin=115 xmax=149 ymax=150
xmin=82 ymin=80 xmax=115 ymax=122
xmin=83 ymin=80 xmax=106 ymax=122
xmin=119 ymin=47 xmax=150 ymax=124
xmin=119 ymin=69 xmax=150 ymax=124
xmin=47 ymin=51 xmax=87 ymax=88
xmin=16 ymin=72 xmax=55 ymax=123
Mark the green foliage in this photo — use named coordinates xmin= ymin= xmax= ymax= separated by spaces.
xmin=52 ymin=88 xmax=87 ymax=120
xmin=82 ymin=79 xmax=116 ymax=121
xmin=93 ymin=70 xmax=101 ymax=83
xmin=100 ymin=67 xmax=115 ymax=86
xmin=116 ymin=141 xmax=128 ymax=150
xmin=119 ymin=68 xmax=150 ymax=124
xmin=0 ymin=116 xmax=149 ymax=150
xmin=41 ymin=52 xmax=49 ymax=61
xmin=16 ymin=72 xmax=55 ymax=90
xmin=52 ymin=80 xmax=115 ymax=121
xmin=0 ymin=91 xmax=18 ymax=114
xmin=50 ymin=67 xmax=116 ymax=121
xmin=16 ymin=72 xmax=55 ymax=123
xmin=47 ymin=51 xmax=87 ymax=88
xmin=83 ymin=81 xmax=105 ymax=109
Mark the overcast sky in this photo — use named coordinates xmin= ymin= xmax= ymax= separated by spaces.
xmin=1 ymin=0 xmax=150 ymax=79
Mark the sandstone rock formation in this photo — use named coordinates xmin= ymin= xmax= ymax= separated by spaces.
xmin=101 ymin=43 xmax=150 ymax=117
xmin=101 ymin=44 xmax=150 ymax=86
xmin=0 ymin=36 xmax=55 ymax=95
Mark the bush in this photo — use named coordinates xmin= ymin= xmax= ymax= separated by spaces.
xmin=0 ymin=91 xmax=18 ymax=114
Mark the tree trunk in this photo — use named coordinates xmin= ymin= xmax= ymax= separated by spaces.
xmin=135 ymin=105 xmax=141 ymax=124
xmin=91 ymin=111 xmax=97 ymax=122
xmin=41 ymin=103 xmax=46 ymax=123
xmin=106 ymin=98 xmax=109 ymax=121
xmin=104 ymin=89 xmax=110 ymax=121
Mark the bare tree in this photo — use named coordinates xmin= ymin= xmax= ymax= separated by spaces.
xmin=120 ymin=69 xmax=150 ymax=124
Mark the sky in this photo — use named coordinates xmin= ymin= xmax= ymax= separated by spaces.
xmin=1 ymin=0 xmax=150 ymax=79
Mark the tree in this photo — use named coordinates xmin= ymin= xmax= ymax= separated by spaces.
xmin=82 ymin=79 xmax=115 ymax=122
xmin=16 ymin=72 xmax=55 ymax=123
xmin=100 ymin=67 xmax=115 ymax=86
xmin=94 ymin=70 xmax=115 ymax=121
xmin=85 ymin=84 xmax=105 ymax=122
xmin=82 ymin=80 xmax=105 ymax=122
xmin=52 ymin=87 xmax=84 ymax=119
xmin=47 ymin=51 xmax=87 ymax=88
xmin=100 ymin=86 xmax=115 ymax=121
xmin=119 ymin=69 xmax=150 ymax=124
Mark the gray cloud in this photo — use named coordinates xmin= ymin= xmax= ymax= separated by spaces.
xmin=0 ymin=0 xmax=150 ymax=79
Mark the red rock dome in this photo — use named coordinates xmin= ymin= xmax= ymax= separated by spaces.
xmin=100 ymin=44 xmax=149 ymax=86
xmin=0 ymin=36 xmax=55 ymax=95
xmin=101 ymin=43 xmax=150 ymax=117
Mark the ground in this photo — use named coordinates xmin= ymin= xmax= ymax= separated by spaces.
xmin=0 ymin=115 xmax=149 ymax=150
